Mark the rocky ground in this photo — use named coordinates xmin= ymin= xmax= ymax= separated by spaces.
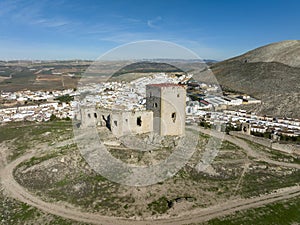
xmin=12 ymin=126 xmax=300 ymax=219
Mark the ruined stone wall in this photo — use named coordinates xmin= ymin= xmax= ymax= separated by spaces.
xmin=230 ymin=131 xmax=300 ymax=154
xmin=241 ymin=123 xmax=251 ymax=135
xmin=111 ymin=112 xmax=123 ymax=137
xmin=79 ymin=107 xmax=101 ymax=127
xmin=111 ymin=110 xmax=153 ymax=137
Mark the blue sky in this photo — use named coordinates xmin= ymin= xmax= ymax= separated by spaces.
xmin=0 ymin=0 xmax=299 ymax=60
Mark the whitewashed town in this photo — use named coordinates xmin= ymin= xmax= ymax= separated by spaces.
xmin=1 ymin=72 xmax=299 ymax=139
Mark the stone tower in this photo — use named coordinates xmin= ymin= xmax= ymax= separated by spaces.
xmin=146 ymin=83 xmax=186 ymax=136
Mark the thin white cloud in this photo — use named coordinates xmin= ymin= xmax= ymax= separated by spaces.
xmin=110 ymin=14 xmax=142 ymax=24
xmin=147 ymin=16 xmax=162 ymax=28
xmin=0 ymin=0 xmax=70 ymax=29
xmin=31 ymin=18 xmax=69 ymax=28
xmin=0 ymin=0 xmax=20 ymax=16
xmin=0 ymin=2 xmax=226 ymax=60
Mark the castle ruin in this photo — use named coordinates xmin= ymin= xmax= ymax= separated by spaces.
xmin=78 ymin=83 xmax=186 ymax=137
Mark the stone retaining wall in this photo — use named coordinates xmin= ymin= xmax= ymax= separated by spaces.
xmin=230 ymin=131 xmax=300 ymax=155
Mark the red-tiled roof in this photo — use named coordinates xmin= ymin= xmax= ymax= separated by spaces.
xmin=200 ymin=100 xmax=209 ymax=105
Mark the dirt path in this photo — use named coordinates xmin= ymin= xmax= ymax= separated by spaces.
xmin=192 ymin=126 xmax=300 ymax=170
xmin=233 ymin=161 xmax=250 ymax=195
xmin=0 ymin=142 xmax=9 ymax=169
xmin=1 ymin=127 xmax=300 ymax=224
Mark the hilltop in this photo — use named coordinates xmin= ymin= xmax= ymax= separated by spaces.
xmin=205 ymin=40 xmax=300 ymax=118
xmin=229 ymin=40 xmax=300 ymax=67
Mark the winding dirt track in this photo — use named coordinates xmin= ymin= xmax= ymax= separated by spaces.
xmin=194 ymin=127 xmax=300 ymax=170
xmin=1 ymin=127 xmax=300 ymax=225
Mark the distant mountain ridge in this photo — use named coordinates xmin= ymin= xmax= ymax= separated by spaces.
xmin=229 ymin=40 xmax=300 ymax=67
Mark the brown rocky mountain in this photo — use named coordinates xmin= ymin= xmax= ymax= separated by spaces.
xmin=203 ymin=40 xmax=300 ymax=118
xmin=228 ymin=40 xmax=300 ymax=67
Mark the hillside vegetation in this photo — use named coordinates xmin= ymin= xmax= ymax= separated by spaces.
xmin=206 ymin=40 xmax=300 ymax=118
